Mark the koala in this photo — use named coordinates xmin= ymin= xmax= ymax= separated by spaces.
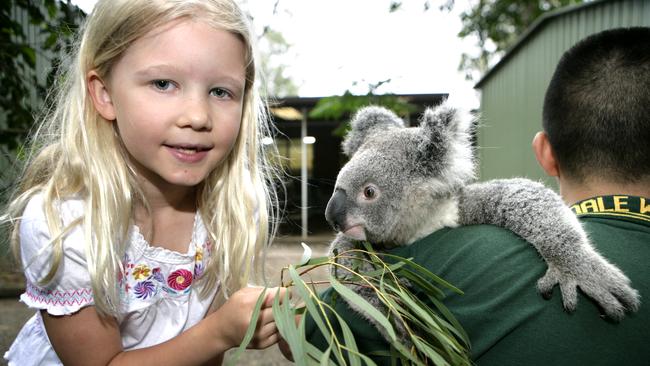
xmin=325 ymin=103 xmax=640 ymax=340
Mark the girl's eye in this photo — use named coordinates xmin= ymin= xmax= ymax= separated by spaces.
xmin=152 ymin=80 xmax=174 ymax=91
xmin=210 ymin=87 xmax=231 ymax=99
xmin=364 ymin=186 xmax=376 ymax=199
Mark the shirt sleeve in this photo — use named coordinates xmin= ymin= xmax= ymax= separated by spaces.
xmin=18 ymin=193 xmax=94 ymax=316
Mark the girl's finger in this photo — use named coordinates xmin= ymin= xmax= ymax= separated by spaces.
xmin=249 ymin=331 xmax=280 ymax=349
xmin=257 ymin=320 xmax=278 ymax=339
xmin=256 ymin=307 xmax=275 ymax=326
xmin=262 ymin=287 xmax=288 ymax=308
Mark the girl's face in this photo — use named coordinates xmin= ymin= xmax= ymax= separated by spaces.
xmin=89 ymin=19 xmax=246 ymax=191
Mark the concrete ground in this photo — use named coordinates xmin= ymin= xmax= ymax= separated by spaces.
xmin=0 ymin=233 xmax=335 ymax=365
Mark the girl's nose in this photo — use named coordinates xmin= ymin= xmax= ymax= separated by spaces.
xmin=178 ymin=95 xmax=212 ymax=131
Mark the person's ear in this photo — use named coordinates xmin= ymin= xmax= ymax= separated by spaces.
xmin=532 ymin=131 xmax=560 ymax=177
xmin=87 ymin=70 xmax=116 ymax=121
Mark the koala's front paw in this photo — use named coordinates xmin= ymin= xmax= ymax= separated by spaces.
xmin=537 ymin=253 xmax=640 ymax=321
xmin=328 ymin=234 xmax=369 ymax=281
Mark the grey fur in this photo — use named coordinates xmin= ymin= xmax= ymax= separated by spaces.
xmin=326 ymin=103 xmax=640 ymax=341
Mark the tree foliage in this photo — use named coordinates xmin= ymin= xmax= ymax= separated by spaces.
xmin=0 ymin=0 xmax=84 ymax=150
xmin=0 ymin=0 xmax=84 ymax=214
xmin=455 ymin=0 xmax=585 ymax=80
xmin=309 ymin=90 xmax=418 ymax=138
xmin=245 ymin=0 xmax=299 ymax=97
xmin=390 ymin=0 xmax=585 ymax=80
xmin=258 ymin=26 xmax=299 ymax=97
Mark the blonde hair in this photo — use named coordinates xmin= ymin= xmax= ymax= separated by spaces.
xmin=3 ymin=0 xmax=279 ymax=316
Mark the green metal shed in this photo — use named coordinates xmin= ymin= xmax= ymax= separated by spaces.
xmin=474 ymin=0 xmax=650 ymax=188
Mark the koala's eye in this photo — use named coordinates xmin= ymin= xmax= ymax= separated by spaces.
xmin=364 ymin=186 xmax=376 ymax=199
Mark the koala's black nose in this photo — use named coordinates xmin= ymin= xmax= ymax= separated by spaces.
xmin=325 ymin=189 xmax=347 ymax=232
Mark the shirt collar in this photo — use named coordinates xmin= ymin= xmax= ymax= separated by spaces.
xmin=570 ymin=195 xmax=650 ymax=224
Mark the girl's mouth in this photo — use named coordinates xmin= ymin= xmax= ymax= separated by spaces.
xmin=175 ymin=147 xmax=201 ymax=155
xmin=165 ymin=144 xmax=211 ymax=163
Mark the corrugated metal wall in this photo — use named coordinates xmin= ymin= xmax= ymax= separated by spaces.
xmin=476 ymin=0 xmax=650 ymax=188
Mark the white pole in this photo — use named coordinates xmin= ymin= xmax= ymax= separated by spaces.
xmin=300 ymin=107 xmax=308 ymax=239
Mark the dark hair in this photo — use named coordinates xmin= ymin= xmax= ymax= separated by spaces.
xmin=543 ymin=27 xmax=650 ymax=183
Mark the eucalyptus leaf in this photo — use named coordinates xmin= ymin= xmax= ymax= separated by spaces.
xmin=332 ymin=309 xmax=362 ymax=366
xmin=299 ymin=242 xmax=313 ymax=265
xmin=413 ymin=337 xmax=451 ymax=366
xmin=320 ymin=345 xmax=332 ymax=365
xmin=360 ymin=260 xmax=407 ymax=277
xmin=273 ymin=289 xmax=304 ymax=365
xmin=288 ymin=266 xmax=331 ymax=342
xmin=381 ymin=253 xmax=464 ymax=294
xmin=329 ymin=275 xmax=397 ymax=342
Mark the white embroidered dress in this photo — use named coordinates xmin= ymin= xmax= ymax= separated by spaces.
xmin=4 ymin=193 xmax=218 ymax=365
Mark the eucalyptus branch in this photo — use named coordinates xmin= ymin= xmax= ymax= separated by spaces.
xmin=237 ymin=242 xmax=471 ymax=365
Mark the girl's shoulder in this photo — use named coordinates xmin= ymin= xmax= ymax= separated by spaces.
xmin=19 ymin=193 xmax=94 ymax=316
xmin=22 ymin=191 xmax=85 ymax=227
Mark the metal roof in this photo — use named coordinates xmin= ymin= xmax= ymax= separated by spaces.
xmin=474 ymin=0 xmax=611 ymax=89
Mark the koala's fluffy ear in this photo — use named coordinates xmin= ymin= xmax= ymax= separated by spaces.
xmin=416 ymin=102 xmax=474 ymax=175
xmin=342 ymin=106 xmax=404 ymax=157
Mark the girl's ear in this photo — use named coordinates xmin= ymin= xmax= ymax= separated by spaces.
xmin=87 ymin=71 xmax=116 ymax=121
xmin=532 ymin=131 xmax=560 ymax=177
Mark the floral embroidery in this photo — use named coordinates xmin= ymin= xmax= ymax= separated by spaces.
xmin=195 ymin=246 xmax=203 ymax=262
xmin=132 ymin=264 xmax=151 ymax=280
xmin=205 ymin=240 xmax=214 ymax=257
xmin=194 ymin=263 xmax=205 ymax=279
xmin=167 ymin=269 xmax=193 ymax=291
xmin=134 ymin=281 xmax=156 ymax=299
xmin=151 ymin=267 xmax=165 ymax=283
xmin=193 ymin=244 xmax=206 ymax=279
xmin=117 ymin=225 xmax=210 ymax=302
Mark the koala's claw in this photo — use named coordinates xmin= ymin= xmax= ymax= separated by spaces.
xmin=537 ymin=267 xmax=578 ymax=310
xmin=536 ymin=259 xmax=640 ymax=321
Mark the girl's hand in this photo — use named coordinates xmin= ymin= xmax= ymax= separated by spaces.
xmin=40 ymin=287 xmax=288 ymax=365
xmin=210 ymin=286 xmax=287 ymax=350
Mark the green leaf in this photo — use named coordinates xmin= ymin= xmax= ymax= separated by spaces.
xmin=297 ymin=256 xmax=331 ymax=268
xmin=331 ymin=310 xmax=361 ymax=366
xmin=412 ymin=337 xmax=450 ymax=366
xmin=304 ymin=342 xmax=337 ymax=365
xmin=426 ymin=294 xmax=470 ymax=347
xmin=388 ymin=282 xmax=462 ymax=352
xmin=224 ymin=287 xmax=267 ymax=366
xmin=288 ymin=266 xmax=330 ymax=337
xmin=329 ymin=275 xmax=397 ymax=342
xmin=273 ymin=289 xmax=305 ymax=365
xmin=390 ymin=341 xmax=427 ymax=366
xmin=44 ymin=32 xmax=58 ymax=49
xmin=20 ymin=46 xmax=36 ymax=67
xmin=381 ymin=253 xmax=464 ymax=294
xmin=397 ymin=267 xmax=445 ymax=299
xmin=288 ymin=266 xmax=347 ymax=365
xmin=320 ymin=345 xmax=332 ymax=365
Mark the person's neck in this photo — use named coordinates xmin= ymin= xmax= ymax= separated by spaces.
xmin=137 ymin=175 xmax=198 ymax=215
xmin=133 ymin=177 xmax=198 ymax=250
xmin=559 ymin=177 xmax=650 ymax=205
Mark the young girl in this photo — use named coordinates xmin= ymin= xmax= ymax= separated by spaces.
xmin=3 ymin=0 xmax=286 ymax=364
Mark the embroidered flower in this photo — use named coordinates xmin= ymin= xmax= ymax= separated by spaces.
xmin=134 ymin=281 xmax=156 ymax=299
xmin=195 ymin=247 xmax=203 ymax=262
xmin=132 ymin=264 xmax=151 ymax=280
xmin=151 ymin=267 xmax=165 ymax=283
xmin=194 ymin=263 xmax=204 ymax=279
xmin=167 ymin=269 xmax=193 ymax=291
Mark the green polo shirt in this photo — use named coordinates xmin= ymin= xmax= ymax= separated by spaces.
xmin=305 ymin=195 xmax=650 ymax=365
